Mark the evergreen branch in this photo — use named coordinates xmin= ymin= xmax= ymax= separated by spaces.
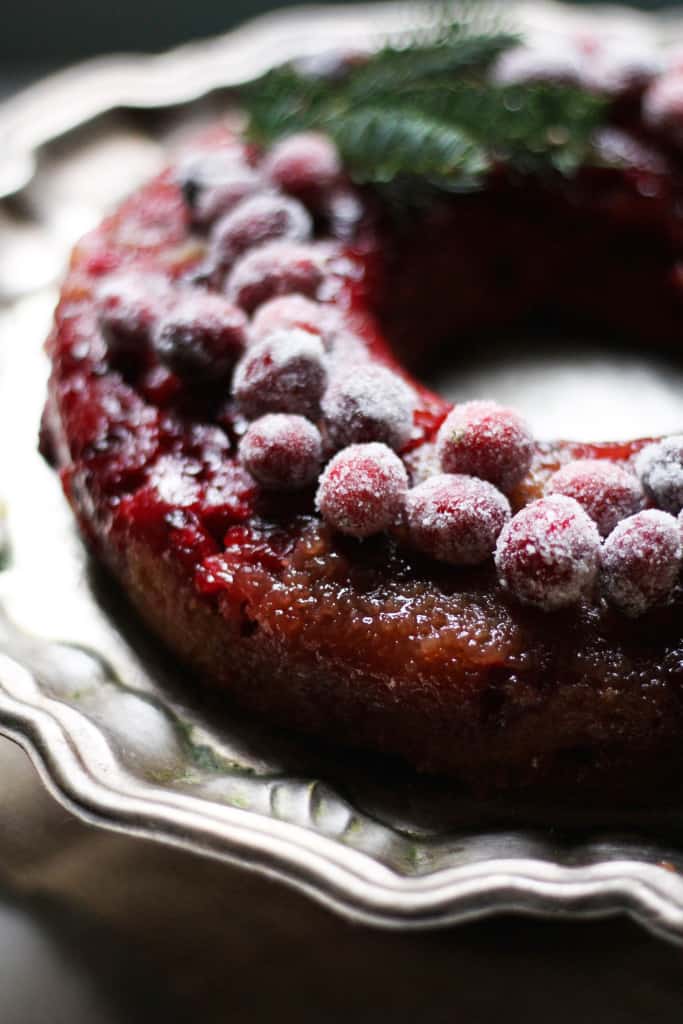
xmin=239 ymin=5 xmax=611 ymax=202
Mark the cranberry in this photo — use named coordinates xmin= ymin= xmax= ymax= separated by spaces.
xmin=209 ymin=193 xmax=312 ymax=268
xmin=601 ymin=510 xmax=682 ymax=617
xmin=232 ymin=327 xmax=327 ymax=419
xmin=436 ymin=400 xmax=534 ymax=494
xmin=635 ymin=435 xmax=683 ymax=514
xmin=225 ymin=241 xmax=327 ymax=312
xmin=153 ymin=291 xmax=247 ymax=381
xmin=263 ymin=132 xmax=341 ymax=195
xmin=495 ymin=495 xmax=601 ymax=611
xmin=97 ymin=271 xmax=170 ymax=359
xmin=491 ymin=44 xmax=583 ymax=87
xmin=547 ymin=459 xmax=644 ymax=537
xmin=250 ymin=294 xmax=338 ymax=347
xmin=406 ymin=474 xmax=510 ymax=566
xmin=316 ymin=442 xmax=408 ymax=539
xmin=177 ymin=149 xmax=263 ymax=226
xmin=240 ymin=413 xmax=322 ymax=490
xmin=643 ymin=73 xmax=683 ymax=146
xmin=579 ymin=38 xmax=658 ymax=96
xmin=321 ymin=364 xmax=414 ymax=452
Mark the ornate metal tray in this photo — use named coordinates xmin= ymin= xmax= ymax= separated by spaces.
xmin=3 ymin=1 xmax=683 ymax=939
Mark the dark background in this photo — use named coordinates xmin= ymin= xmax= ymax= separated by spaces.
xmin=1 ymin=0 xmax=677 ymax=61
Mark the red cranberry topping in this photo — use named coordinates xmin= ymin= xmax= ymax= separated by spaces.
xmin=405 ymin=473 xmax=511 ymax=566
xmin=240 ymin=413 xmax=322 ymax=490
xmin=232 ymin=327 xmax=327 ymax=420
xmin=177 ymin=150 xmax=263 ymax=227
xmin=316 ymin=442 xmax=408 ymax=539
xmin=264 ymin=132 xmax=341 ymax=195
xmin=547 ymin=459 xmax=644 ymax=538
xmin=97 ymin=272 xmax=170 ymax=359
xmin=643 ymin=73 xmax=683 ymax=146
xmin=225 ymin=241 xmax=327 ymax=312
xmin=250 ymin=294 xmax=338 ymax=347
xmin=635 ymin=435 xmax=683 ymax=514
xmin=153 ymin=291 xmax=247 ymax=381
xmin=495 ymin=495 xmax=601 ymax=611
xmin=322 ymin=364 xmax=415 ymax=452
xmin=601 ymin=509 xmax=682 ymax=617
xmin=209 ymin=193 xmax=312 ymax=269
xmin=436 ymin=400 xmax=534 ymax=494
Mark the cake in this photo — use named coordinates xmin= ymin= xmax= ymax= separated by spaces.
xmin=41 ymin=15 xmax=683 ymax=793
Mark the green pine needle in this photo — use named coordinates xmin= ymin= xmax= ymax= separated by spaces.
xmin=240 ymin=6 xmax=610 ymax=202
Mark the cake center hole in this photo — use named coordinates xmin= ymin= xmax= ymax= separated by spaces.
xmin=423 ymin=327 xmax=683 ymax=441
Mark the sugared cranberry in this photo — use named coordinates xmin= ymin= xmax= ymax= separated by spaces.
xmin=579 ymin=38 xmax=658 ymax=96
xmin=491 ymin=44 xmax=583 ymax=87
xmin=97 ymin=272 xmax=170 ymax=359
xmin=250 ymin=294 xmax=338 ymax=347
xmin=547 ymin=459 xmax=644 ymax=537
xmin=232 ymin=327 xmax=327 ymax=419
xmin=495 ymin=495 xmax=601 ymax=611
xmin=643 ymin=73 xmax=683 ymax=147
xmin=263 ymin=132 xmax=341 ymax=195
xmin=153 ymin=291 xmax=247 ymax=381
xmin=209 ymin=193 xmax=312 ymax=268
xmin=405 ymin=474 xmax=511 ymax=566
xmin=316 ymin=442 xmax=408 ymax=539
xmin=225 ymin=241 xmax=327 ymax=312
xmin=240 ymin=413 xmax=322 ymax=490
xmin=635 ymin=435 xmax=683 ymax=514
xmin=177 ymin=149 xmax=263 ymax=226
xmin=436 ymin=400 xmax=534 ymax=493
xmin=322 ymin=364 xmax=414 ymax=452
xmin=601 ymin=510 xmax=682 ymax=617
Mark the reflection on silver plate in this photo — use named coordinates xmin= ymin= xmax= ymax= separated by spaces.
xmin=3 ymin=1 xmax=683 ymax=940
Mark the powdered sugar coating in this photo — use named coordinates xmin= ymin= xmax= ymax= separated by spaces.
xmin=263 ymin=132 xmax=341 ymax=195
xmin=250 ymin=294 xmax=339 ymax=348
xmin=491 ymin=43 xmax=583 ymax=87
xmin=405 ymin=473 xmax=511 ymax=566
xmin=97 ymin=271 xmax=171 ymax=358
xmin=635 ymin=435 xmax=683 ymax=514
xmin=643 ymin=72 xmax=683 ymax=146
xmin=225 ymin=241 xmax=327 ymax=312
xmin=152 ymin=290 xmax=247 ymax=380
xmin=601 ymin=509 xmax=682 ymax=617
xmin=436 ymin=400 xmax=534 ymax=493
xmin=547 ymin=458 xmax=644 ymax=537
xmin=232 ymin=327 xmax=328 ymax=420
xmin=209 ymin=193 xmax=312 ymax=268
xmin=315 ymin=442 xmax=408 ymax=538
xmin=322 ymin=364 xmax=415 ymax=452
xmin=239 ymin=413 xmax=322 ymax=489
xmin=495 ymin=494 xmax=601 ymax=611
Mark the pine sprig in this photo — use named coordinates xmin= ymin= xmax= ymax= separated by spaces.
xmin=240 ymin=7 xmax=610 ymax=201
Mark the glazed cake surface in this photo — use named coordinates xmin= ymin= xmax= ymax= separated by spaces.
xmin=42 ymin=51 xmax=683 ymax=792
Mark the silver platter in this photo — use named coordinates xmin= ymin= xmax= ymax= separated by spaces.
xmin=2 ymin=1 xmax=683 ymax=940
